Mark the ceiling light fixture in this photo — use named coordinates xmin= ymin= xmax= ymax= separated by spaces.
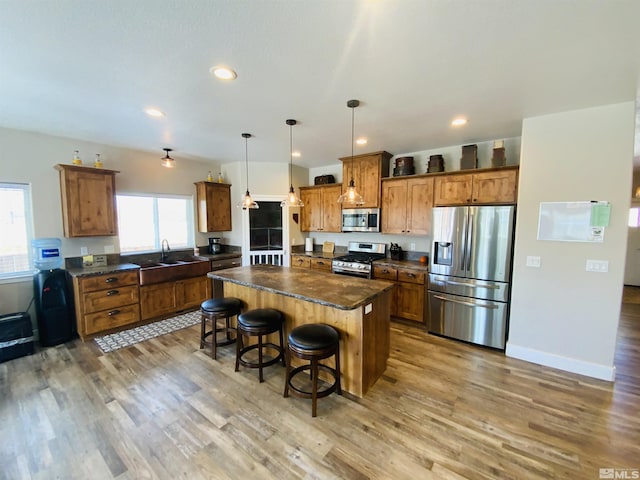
xmin=237 ymin=133 xmax=258 ymax=210
xmin=161 ymin=148 xmax=175 ymax=168
xmin=281 ymin=119 xmax=304 ymax=208
xmin=356 ymin=138 xmax=367 ymax=145
xmin=145 ymin=108 xmax=165 ymax=118
xmin=338 ymin=99 xmax=365 ymax=206
xmin=451 ymin=117 xmax=467 ymax=127
xmin=210 ymin=65 xmax=237 ymax=80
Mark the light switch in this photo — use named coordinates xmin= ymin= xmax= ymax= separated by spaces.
xmin=526 ymin=256 xmax=541 ymax=268
xmin=586 ymin=259 xmax=609 ymax=272
xmin=364 ymin=303 xmax=373 ymax=314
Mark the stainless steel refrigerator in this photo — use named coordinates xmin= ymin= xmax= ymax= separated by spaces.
xmin=428 ymin=205 xmax=515 ymax=349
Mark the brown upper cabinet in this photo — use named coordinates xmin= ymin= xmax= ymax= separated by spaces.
xmin=194 ymin=181 xmax=232 ymax=232
xmin=299 ymin=184 xmax=342 ymax=232
xmin=55 ymin=164 xmax=119 ymax=237
xmin=381 ymin=176 xmax=434 ymax=235
xmin=340 ymin=151 xmax=392 ymax=208
xmin=433 ymin=167 xmax=519 ymax=206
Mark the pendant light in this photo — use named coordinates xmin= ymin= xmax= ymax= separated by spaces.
xmin=280 ymin=119 xmax=304 ymax=208
xmin=161 ymin=148 xmax=175 ymax=168
xmin=237 ymin=133 xmax=259 ymax=209
xmin=337 ymin=99 xmax=365 ymax=205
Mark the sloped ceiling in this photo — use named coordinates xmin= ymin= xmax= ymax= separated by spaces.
xmin=0 ymin=0 xmax=639 ymax=167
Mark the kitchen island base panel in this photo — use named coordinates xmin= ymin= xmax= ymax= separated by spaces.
xmin=222 ymin=282 xmax=390 ymax=398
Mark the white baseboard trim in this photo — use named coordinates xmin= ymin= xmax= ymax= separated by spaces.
xmin=505 ymin=343 xmax=616 ymax=382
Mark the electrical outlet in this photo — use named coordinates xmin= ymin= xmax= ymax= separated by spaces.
xmin=410 ymin=243 xmax=416 ymax=251
xmin=80 ymin=246 xmax=88 ymax=256
xmin=586 ymin=259 xmax=609 ymax=272
xmin=526 ymin=256 xmax=541 ymax=267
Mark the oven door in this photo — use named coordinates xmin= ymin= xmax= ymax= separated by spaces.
xmin=332 ymin=266 xmax=371 ymax=279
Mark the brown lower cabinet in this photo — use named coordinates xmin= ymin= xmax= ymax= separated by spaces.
xmin=72 ymin=270 xmax=141 ymax=340
xmin=373 ymin=265 xmax=426 ymax=324
xmin=290 ymin=255 xmax=332 ymax=272
xmin=140 ymin=275 xmax=211 ymax=321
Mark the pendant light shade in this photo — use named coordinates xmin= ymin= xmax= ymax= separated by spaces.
xmin=281 ymin=119 xmax=304 ymax=208
xmin=338 ymin=99 xmax=365 ymax=205
xmin=237 ymin=133 xmax=259 ymax=210
xmin=161 ymin=148 xmax=175 ymax=168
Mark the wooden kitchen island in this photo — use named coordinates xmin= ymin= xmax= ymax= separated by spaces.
xmin=207 ymin=265 xmax=394 ymax=397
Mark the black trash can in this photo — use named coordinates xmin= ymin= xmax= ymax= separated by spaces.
xmin=34 ymin=269 xmax=75 ymax=346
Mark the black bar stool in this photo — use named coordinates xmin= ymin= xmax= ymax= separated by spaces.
xmin=200 ymin=297 xmax=242 ymax=359
xmin=235 ymin=308 xmax=285 ymax=382
xmin=284 ymin=323 xmax=342 ymax=417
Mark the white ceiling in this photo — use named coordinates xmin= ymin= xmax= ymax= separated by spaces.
xmin=1 ymin=0 xmax=639 ymax=168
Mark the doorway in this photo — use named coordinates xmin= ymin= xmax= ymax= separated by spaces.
xmin=241 ymin=196 xmax=291 ymax=267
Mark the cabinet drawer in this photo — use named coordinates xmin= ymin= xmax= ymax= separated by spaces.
xmin=82 ymin=285 xmax=139 ymax=314
xmin=80 ymin=271 xmax=138 ymax=293
xmin=310 ymin=257 xmax=332 ymax=272
xmin=210 ymin=257 xmax=242 ymax=270
xmin=84 ymin=304 xmax=140 ymax=335
xmin=373 ymin=265 xmax=398 ymax=281
xmin=291 ymin=256 xmax=311 ymax=268
xmin=398 ymin=269 xmax=425 ymax=285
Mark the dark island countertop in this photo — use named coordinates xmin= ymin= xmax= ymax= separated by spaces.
xmin=208 ymin=264 xmax=394 ymax=310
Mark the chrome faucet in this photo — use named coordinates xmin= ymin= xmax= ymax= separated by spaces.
xmin=161 ymin=239 xmax=171 ymax=261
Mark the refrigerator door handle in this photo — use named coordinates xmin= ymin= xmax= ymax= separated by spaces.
xmin=432 ymin=294 xmax=499 ymax=309
xmin=466 ymin=210 xmax=474 ymax=272
xmin=446 ymin=279 xmax=499 ymax=289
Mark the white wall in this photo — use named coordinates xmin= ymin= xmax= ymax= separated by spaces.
xmin=507 ymin=102 xmax=636 ymax=381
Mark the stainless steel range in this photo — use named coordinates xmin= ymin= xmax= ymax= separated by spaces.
xmin=332 ymin=241 xmax=386 ymax=279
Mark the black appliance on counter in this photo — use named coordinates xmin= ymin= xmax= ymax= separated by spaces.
xmin=34 ymin=269 xmax=74 ymax=346
xmin=208 ymin=237 xmax=222 ymax=254
xmin=331 ymin=241 xmax=386 ymax=279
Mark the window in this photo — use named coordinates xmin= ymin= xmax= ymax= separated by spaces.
xmin=116 ymin=194 xmax=194 ymax=253
xmin=0 ymin=183 xmax=34 ymax=278
xmin=629 ymin=207 xmax=640 ymax=227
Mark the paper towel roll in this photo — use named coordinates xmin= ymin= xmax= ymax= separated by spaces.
xmin=305 ymin=238 xmax=314 ymax=252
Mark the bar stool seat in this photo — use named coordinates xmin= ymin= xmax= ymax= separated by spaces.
xmin=235 ymin=308 xmax=285 ymax=382
xmin=284 ymin=323 xmax=342 ymax=417
xmin=200 ymin=297 xmax=242 ymax=359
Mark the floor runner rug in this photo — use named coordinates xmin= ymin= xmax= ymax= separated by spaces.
xmin=94 ymin=310 xmax=200 ymax=353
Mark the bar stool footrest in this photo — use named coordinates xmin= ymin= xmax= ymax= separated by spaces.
xmin=285 ymin=364 xmax=340 ymax=399
xmin=237 ymin=343 xmax=284 ymax=369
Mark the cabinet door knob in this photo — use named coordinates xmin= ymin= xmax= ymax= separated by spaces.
xmin=106 ymin=289 xmax=119 ymax=296
xmin=105 ymin=277 xmax=118 ymax=283
xmin=108 ymin=309 xmax=121 ymax=316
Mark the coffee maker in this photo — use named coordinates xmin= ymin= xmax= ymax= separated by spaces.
xmin=208 ymin=237 xmax=222 ymax=254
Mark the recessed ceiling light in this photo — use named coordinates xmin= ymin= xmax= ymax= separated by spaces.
xmin=210 ymin=65 xmax=237 ymax=80
xmin=145 ymin=108 xmax=165 ymax=118
xmin=356 ymin=138 xmax=367 ymax=145
xmin=292 ymin=151 xmax=301 ymax=158
xmin=451 ymin=117 xmax=467 ymax=127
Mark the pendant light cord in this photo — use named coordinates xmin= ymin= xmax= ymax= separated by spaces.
xmin=245 ymin=135 xmax=249 ymax=192
xmin=350 ymin=104 xmax=355 ymax=184
xmin=289 ymin=123 xmax=293 ymax=187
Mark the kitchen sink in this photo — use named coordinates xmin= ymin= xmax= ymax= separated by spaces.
xmin=136 ymin=257 xmax=210 ymax=285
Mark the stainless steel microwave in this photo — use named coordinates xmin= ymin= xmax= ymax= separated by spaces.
xmin=341 ymin=208 xmax=380 ymax=232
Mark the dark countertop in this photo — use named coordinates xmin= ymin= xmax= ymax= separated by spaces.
xmin=208 ymin=264 xmax=394 ymax=310
xmin=195 ymin=252 xmax=242 ymax=261
xmin=66 ymin=263 xmax=140 ymax=278
xmin=290 ymin=251 xmax=342 ymax=260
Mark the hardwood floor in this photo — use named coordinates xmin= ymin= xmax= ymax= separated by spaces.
xmin=1 ymin=294 xmax=638 ymax=480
